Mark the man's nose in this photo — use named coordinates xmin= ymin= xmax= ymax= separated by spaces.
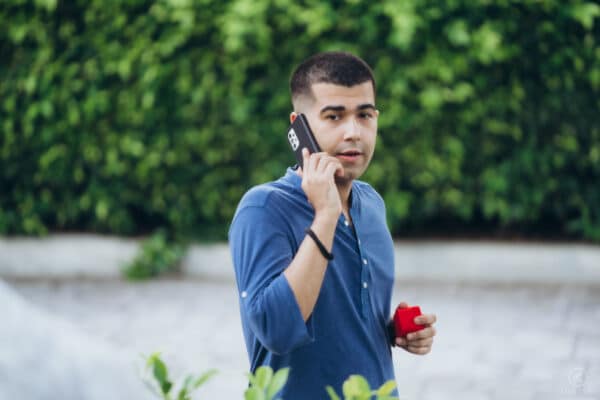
xmin=343 ymin=118 xmax=361 ymax=140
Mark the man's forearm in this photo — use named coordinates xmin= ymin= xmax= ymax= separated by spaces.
xmin=283 ymin=211 xmax=338 ymax=321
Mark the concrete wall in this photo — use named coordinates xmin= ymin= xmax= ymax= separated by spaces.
xmin=1 ymin=235 xmax=599 ymax=284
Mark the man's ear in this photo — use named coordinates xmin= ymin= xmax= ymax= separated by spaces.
xmin=290 ymin=112 xmax=298 ymax=124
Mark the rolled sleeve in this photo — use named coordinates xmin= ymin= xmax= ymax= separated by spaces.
xmin=246 ymin=273 xmax=314 ymax=354
xmin=230 ymin=202 xmax=314 ymax=355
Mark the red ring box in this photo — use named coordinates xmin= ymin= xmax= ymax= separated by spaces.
xmin=394 ymin=305 xmax=424 ymax=338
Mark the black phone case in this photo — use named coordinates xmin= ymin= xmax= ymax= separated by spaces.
xmin=286 ymin=114 xmax=321 ymax=168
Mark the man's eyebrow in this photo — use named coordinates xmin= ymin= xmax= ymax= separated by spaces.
xmin=357 ymin=103 xmax=377 ymax=111
xmin=320 ymin=105 xmax=346 ymax=114
xmin=319 ymin=103 xmax=377 ymax=114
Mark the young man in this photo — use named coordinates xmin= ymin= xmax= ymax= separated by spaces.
xmin=229 ymin=52 xmax=437 ymax=398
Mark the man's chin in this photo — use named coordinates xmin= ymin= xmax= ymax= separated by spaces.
xmin=334 ymin=170 xmax=361 ymax=185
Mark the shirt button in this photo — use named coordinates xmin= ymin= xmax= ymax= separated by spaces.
xmin=363 ymin=259 xmax=368 ymax=265
xmin=358 ymin=239 xmax=361 ymax=245
xmin=241 ymin=291 xmax=247 ymax=299
xmin=344 ymin=220 xmax=349 ymax=227
xmin=363 ymin=282 xmax=368 ymax=289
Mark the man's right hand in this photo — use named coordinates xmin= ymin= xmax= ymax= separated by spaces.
xmin=299 ymin=148 xmax=344 ymax=219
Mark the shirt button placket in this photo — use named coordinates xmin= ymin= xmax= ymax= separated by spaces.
xmin=360 ymin=259 xmax=369 ymax=318
xmin=351 ymin=211 xmax=370 ymax=319
xmin=357 ymin=233 xmax=370 ymax=318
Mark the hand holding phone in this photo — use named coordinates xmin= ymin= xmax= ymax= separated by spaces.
xmin=286 ymin=114 xmax=344 ymax=218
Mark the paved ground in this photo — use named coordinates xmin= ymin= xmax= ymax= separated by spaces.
xmin=9 ymin=279 xmax=600 ymax=400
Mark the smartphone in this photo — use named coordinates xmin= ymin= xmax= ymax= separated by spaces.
xmin=286 ymin=113 xmax=321 ymax=168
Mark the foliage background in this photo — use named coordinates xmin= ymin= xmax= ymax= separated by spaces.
xmin=1 ymin=0 xmax=599 ymax=240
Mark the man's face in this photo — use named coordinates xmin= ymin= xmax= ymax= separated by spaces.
xmin=292 ymin=81 xmax=378 ymax=184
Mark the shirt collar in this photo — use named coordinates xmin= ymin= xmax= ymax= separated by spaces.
xmin=283 ymin=166 xmax=303 ymax=189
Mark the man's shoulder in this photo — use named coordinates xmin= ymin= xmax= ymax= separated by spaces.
xmin=229 ymin=178 xmax=300 ymax=234
xmin=237 ymin=182 xmax=278 ymax=209
xmin=354 ymin=180 xmax=385 ymax=207
xmin=235 ymin=178 xmax=298 ymax=214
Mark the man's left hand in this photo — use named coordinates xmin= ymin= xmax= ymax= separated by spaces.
xmin=394 ymin=302 xmax=437 ymax=355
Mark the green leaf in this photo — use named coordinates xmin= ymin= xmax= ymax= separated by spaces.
xmin=567 ymin=3 xmax=600 ymax=30
xmin=254 ymin=366 xmax=273 ymax=390
xmin=176 ymin=387 xmax=189 ymax=400
xmin=244 ymin=387 xmax=266 ymax=400
xmin=35 ymin=0 xmax=57 ymax=12
xmin=192 ymin=369 xmax=218 ymax=389
xmin=342 ymin=375 xmax=371 ymax=398
xmin=266 ymin=367 xmax=289 ymax=399
xmin=246 ymin=371 xmax=258 ymax=388
xmin=145 ymin=352 xmax=161 ymax=368
xmin=177 ymin=375 xmax=194 ymax=400
xmin=152 ymin=357 xmax=172 ymax=395
xmin=181 ymin=374 xmax=193 ymax=391
xmin=375 ymin=380 xmax=397 ymax=396
xmin=325 ymin=386 xmax=341 ymax=400
xmin=445 ymin=19 xmax=470 ymax=46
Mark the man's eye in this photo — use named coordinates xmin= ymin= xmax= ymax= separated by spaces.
xmin=326 ymin=114 xmax=340 ymax=121
xmin=359 ymin=112 xmax=373 ymax=119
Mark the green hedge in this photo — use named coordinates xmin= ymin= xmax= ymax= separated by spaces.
xmin=1 ymin=0 xmax=599 ymax=240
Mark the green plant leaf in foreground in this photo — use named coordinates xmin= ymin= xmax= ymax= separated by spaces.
xmin=328 ymin=375 xmax=399 ymax=400
xmin=375 ymin=380 xmax=397 ymax=397
xmin=255 ymin=365 xmax=273 ymax=390
xmin=193 ymin=369 xmax=218 ymax=390
xmin=342 ymin=375 xmax=371 ymax=399
xmin=245 ymin=366 xmax=288 ymax=400
xmin=326 ymin=385 xmax=342 ymax=400
xmin=144 ymin=352 xmax=216 ymax=400
xmin=148 ymin=354 xmax=173 ymax=396
xmin=266 ymin=367 xmax=289 ymax=399
xmin=244 ymin=387 xmax=266 ymax=400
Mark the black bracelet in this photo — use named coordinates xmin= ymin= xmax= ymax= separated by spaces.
xmin=305 ymin=228 xmax=334 ymax=261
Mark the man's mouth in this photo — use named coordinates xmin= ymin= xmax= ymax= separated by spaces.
xmin=336 ymin=150 xmax=363 ymax=162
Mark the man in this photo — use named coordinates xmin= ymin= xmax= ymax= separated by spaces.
xmin=229 ymin=52 xmax=437 ymax=398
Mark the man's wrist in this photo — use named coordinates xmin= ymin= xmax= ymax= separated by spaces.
xmin=313 ymin=209 xmax=340 ymax=226
xmin=305 ymin=228 xmax=334 ymax=260
xmin=310 ymin=210 xmax=338 ymax=255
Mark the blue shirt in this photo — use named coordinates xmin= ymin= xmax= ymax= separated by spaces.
xmin=229 ymin=167 xmax=397 ymax=399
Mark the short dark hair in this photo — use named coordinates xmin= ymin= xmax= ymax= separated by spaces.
xmin=290 ymin=52 xmax=376 ymax=108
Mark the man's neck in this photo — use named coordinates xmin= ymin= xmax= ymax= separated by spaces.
xmin=337 ymin=181 xmax=353 ymax=213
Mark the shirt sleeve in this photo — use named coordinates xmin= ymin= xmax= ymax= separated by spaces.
xmin=229 ymin=204 xmax=314 ymax=355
